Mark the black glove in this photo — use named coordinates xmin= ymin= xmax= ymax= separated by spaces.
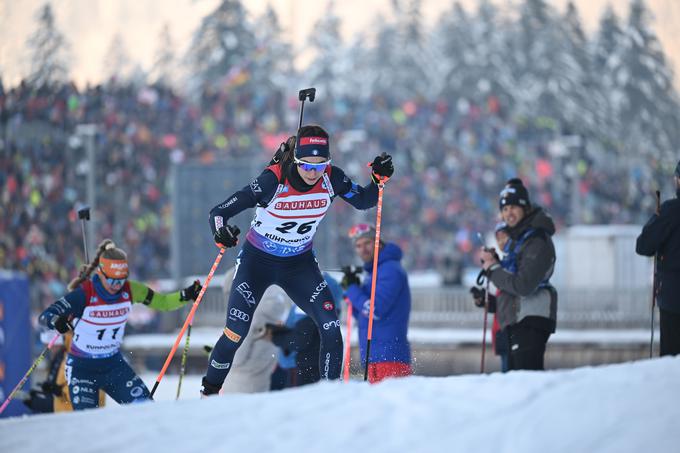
xmin=340 ymin=265 xmax=362 ymax=290
xmin=470 ymin=286 xmax=486 ymax=308
xmin=180 ymin=279 xmax=202 ymax=302
xmin=50 ymin=314 xmax=73 ymax=334
xmin=470 ymin=286 xmax=497 ymax=310
xmin=370 ymin=152 xmax=394 ymax=184
xmin=41 ymin=381 xmax=63 ymax=397
xmin=200 ymin=376 xmax=221 ymax=397
xmin=214 ymin=224 xmax=240 ymax=248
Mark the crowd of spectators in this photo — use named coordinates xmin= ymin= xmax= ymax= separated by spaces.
xmin=0 ymin=78 xmax=668 ymax=312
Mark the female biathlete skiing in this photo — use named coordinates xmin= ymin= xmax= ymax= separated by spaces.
xmin=39 ymin=239 xmax=202 ymax=409
xmin=200 ymin=125 xmax=394 ymax=396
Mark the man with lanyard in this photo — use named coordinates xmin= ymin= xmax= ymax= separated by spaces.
xmin=479 ymin=178 xmax=558 ymax=371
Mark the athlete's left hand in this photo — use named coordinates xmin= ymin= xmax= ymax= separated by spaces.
xmin=370 ymin=153 xmax=394 ymax=184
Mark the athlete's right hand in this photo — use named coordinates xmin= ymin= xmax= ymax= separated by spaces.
xmin=214 ymin=225 xmax=240 ymax=248
xmin=49 ymin=314 xmax=73 ymax=334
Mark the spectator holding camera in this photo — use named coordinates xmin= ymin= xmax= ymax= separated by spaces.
xmin=342 ymin=224 xmax=412 ymax=383
xmin=470 ymin=222 xmax=511 ymax=372
xmin=479 ymin=178 xmax=557 ymax=371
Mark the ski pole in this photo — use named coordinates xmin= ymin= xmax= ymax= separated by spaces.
xmin=175 ymin=314 xmax=194 ymax=400
xmin=363 ymin=179 xmax=386 ymax=382
xmin=649 ymin=190 xmax=661 ymax=358
xmin=480 ymin=276 xmax=490 ymax=373
xmin=0 ymin=333 xmax=61 ymax=415
xmin=150 ymin=248 xmax=226 ymax=398
xmin=343 ymin=299 xmax=353 ymax=382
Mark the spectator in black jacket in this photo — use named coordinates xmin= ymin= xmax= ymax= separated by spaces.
xmin=479 ymin=178 xmax=558 ymax=371
xmin=636 ymin=160 xmax=680 ymax=356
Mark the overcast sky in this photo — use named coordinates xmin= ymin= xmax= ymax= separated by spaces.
xmin=1 ymin=0 xmax=678 ymax=87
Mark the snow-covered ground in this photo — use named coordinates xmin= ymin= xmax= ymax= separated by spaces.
xmin=1 ymin=357 xmax=678 ymax=453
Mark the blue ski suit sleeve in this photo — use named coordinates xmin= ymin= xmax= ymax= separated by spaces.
xmin=38 ymin=288 xmax=87 ymax=329
xmin=329 ymin=166 xmax=379 ymax=210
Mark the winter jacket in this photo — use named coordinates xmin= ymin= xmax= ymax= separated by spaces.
xmin=345 ymin=242 xmax=411 ymax=364
xmin=636 ymin=189 xmax=680 ymax=315
xmin=487 ymin=207 xmax=558 ymax=332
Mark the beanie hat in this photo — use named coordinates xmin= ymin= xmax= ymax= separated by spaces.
xmin=499 ymin=178 xmax=531 ymax=210
xmin=295 ymin=135 xmax=330 ymax=160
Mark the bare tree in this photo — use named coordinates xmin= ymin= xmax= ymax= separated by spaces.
xmin=26 ymin=2 xmax=70 ymax=86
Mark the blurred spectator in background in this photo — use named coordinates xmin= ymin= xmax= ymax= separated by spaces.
xmin=441 ymin=250 xmax=464 ymax=286
xmin=0 ymin=79 xmax=670 ymax=331
xmin=636 ymin=160 xmax=680 ymax=357
xmin=479 ymin=179 xmax=557 ymax=371
xmin=342 ymin=223 xmax=412 ymax=383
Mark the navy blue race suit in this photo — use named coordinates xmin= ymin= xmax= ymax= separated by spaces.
xmin=204 ymin=162 xmax=378 ymax=390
